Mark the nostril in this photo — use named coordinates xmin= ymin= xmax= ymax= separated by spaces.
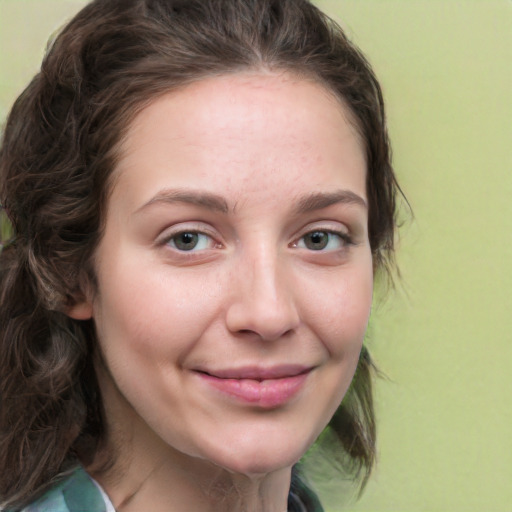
xmin=225 ymin=288 xmax=300 ymax=341
xmin=235 ymin=327 xmax=296 ymax=341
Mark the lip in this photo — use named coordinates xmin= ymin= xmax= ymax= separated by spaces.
xmin=193 ymin=365 xmax=313 ymax=408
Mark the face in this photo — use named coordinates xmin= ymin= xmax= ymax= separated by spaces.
xmin=73 ymin=72 xmax=373 ymax=477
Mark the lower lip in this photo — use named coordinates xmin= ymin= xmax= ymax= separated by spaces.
xmin=196 ymin=371 xmax=310 ymax=408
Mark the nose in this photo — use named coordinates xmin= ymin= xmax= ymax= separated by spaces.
xmin=225 ymin=249 xmax=300 ymax=341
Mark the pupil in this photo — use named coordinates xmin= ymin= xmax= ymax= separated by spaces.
xmin=176 ymin=232 xmax=198 ymax=250
xmin=306 ymin=231 xmax=328 ymax=250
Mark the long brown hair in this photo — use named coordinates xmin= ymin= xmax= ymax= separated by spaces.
xmin=0 ymin=0 xmax=400 ymax=508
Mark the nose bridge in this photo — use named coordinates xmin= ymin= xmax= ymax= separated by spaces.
xmin=226 ymin=241 xmax=299 ymax=340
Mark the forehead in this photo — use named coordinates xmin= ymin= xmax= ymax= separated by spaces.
xmin=120 ymin=71 xmax=361 ymax=148
xmin=112 ymin=72 xmax=367 ymax=209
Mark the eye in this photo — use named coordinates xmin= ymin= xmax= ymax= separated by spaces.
xmin=166 ymin=231 xmax=213 ymax=251
xmin=296 ymin=230 xmax=351 ymax=251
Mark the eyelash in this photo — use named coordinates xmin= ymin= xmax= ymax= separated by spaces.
xmin=159 ymin=228 xmax=353 ymax=253
xmin=159 ymin=229 xmax=219 ymax=252
xmin=292 ymin=229 xmax=353 ymax=252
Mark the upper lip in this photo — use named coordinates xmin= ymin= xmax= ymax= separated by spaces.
xmin=194 ymin=365 xmax=313 ymax=380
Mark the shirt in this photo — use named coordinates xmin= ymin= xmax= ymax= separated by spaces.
xmin=16 ymin=466 xmax=323 ymax=512
xmin=19 ymin=468 xmax=114 ymax=512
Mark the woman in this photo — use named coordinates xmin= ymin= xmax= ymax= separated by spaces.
xmin=0 ymin=0 xmax=400 ymax=510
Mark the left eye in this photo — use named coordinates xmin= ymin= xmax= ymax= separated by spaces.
xmin=296 ymin=230 xmax=348 ymax=251
xmin=166 ymin=232 xmax=212 ymax=251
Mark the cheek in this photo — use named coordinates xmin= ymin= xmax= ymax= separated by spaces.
xmin=302 ymin=262 xmax=373 ymax=358
xmin=92 ymin=258 xmax=221 ymax=361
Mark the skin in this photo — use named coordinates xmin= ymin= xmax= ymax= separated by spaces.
xmin=70 ymin=71 xmax=373 ymax=512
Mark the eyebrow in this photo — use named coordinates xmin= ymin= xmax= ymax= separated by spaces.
xmin=294 ymin=190 xmax=367 ymax=213
xmin=136 ymin=189 xmax=229 ymax=214
xmin=136 ymin=188 xmax=366 ymax=216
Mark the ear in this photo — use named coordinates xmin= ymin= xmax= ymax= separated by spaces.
xmin=67 ymin=300 xmax=93 ymax=320
xmin=66 ymin=272 xmax=94 ymax=320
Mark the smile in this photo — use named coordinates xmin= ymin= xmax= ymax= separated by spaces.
xmin=194 ymin=365 xmax=313 ymax=408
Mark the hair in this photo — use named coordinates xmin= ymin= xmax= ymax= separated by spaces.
xmin=0 ymin=0 xmax=400 ymax=509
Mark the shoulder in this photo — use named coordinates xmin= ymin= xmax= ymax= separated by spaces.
xmin=18 ymin=467 xmax=107 ymax=512
xmin=288 ymin=468 xmax=324 ymax=512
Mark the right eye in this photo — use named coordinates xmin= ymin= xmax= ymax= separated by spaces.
xmin=165 ymin=231 xmax=214 ymax=251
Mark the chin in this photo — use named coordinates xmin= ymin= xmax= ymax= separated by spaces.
xmin=202 ymin=429 xmax=312 ymax=477
xmin=218 ymin=454 xmax=299 ymax=478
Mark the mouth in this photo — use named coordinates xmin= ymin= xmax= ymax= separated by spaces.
xmin=193 ymin=365 xmax=314 ymax=408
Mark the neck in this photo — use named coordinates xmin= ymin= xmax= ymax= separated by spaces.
xmin=88 ymin=445 xmax=291 ymax=512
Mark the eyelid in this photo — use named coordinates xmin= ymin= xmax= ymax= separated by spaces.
xmin=289 ymin=218 xmax=357 ymax=251
xmin=155 ymin=222 xmax=221 ymax=249
xmin=295 ymin=230 xmax=353 ymax=248
xmin=292 ymin=220 xmax=351 ymax=239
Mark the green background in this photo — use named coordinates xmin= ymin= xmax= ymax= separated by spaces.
xmin=1 ymin=1 xmax=510 ymax=510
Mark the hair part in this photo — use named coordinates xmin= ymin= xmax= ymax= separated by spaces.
xmin=0 ymin=0 xmax=400 ymax=508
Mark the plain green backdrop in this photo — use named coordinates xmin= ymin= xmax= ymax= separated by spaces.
xmin=1 ymin=1 xmax=510 ymax=511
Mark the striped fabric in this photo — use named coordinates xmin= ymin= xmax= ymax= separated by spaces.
xmin=19 ymin=468 xmax=106 ymax=512
xmin=17 ymin=465 xmax=324 ymax=512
